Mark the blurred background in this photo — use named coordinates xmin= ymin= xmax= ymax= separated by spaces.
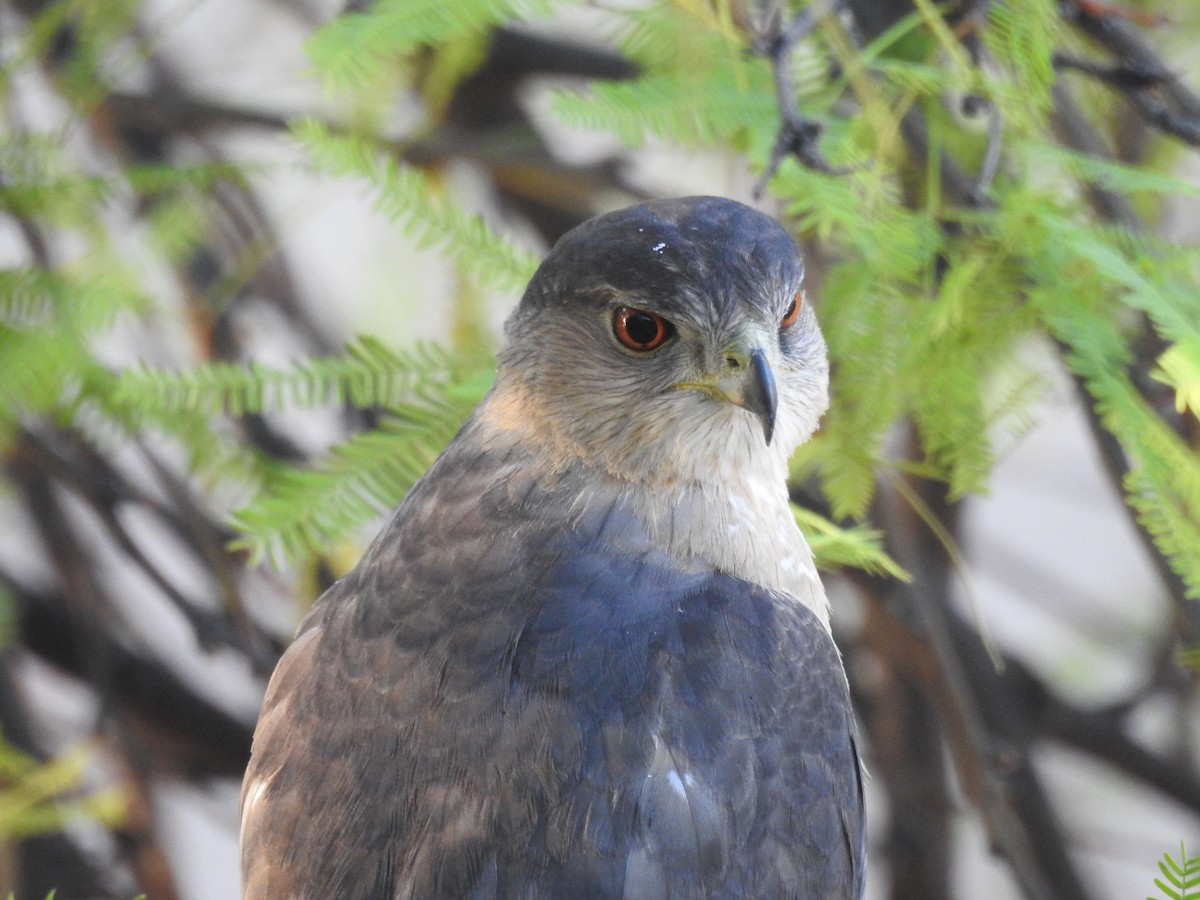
xmin=1 ymin=0 xmax=1198 ymax=897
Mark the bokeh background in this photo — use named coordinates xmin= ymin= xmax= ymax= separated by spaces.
xmin=1 ymin=0 xmax=1199 ymax=897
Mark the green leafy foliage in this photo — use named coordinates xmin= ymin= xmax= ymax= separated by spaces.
xmin=1150 ymin=843 xmax=1200 ymax=900
xmin=294 ymin=120 xmax=540 ymax=292
xmin=0 ymin=738 xmax=124 ymax=839
xmin=1025 ymin=141 xmax=1200 ymax=200
xmin=305 ymin=0 xmax=560 ymax=94
xmin=984 ymin=0 xmax=1061 ymax=124
xmin=0 ymin=135 xmax=279 ymax=441
xmin=550 ymin=5 xmax=777 ymax=150
xmin=792 ymin=506 xmax=910 ymax=581
xmin=104 ymin=336 xmax=494 ymax=563
xmin=113 ymin=337 xmax=479 ymax=418
xmin=1012 ymin=196 xmax=1200 ymax=598
xmin=230 ymin=376 xmax=490 ymax=566
xmin=1154 ymin=336 xmax=1200 ymax=417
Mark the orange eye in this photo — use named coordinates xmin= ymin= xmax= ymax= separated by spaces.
xmin=781 ymin=290 xmax=804 ymax=329
xmin=613 ymin=307 xmax=674 ymax=351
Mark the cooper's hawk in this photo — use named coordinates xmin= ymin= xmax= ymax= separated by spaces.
xmin=240 ymin=196 xmax=865 ymax=899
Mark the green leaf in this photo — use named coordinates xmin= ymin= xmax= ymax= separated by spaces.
xmin=985 ymin=0 xmax=1060 ymax=122
xmin=293 ymin=121 xmax=539 ymax=292
xmin=1154 ymin=337 xmax=1200 ymax=416
xmin=1027 ymin=141 xmax=1200 ymax=200
xmin=551 ymin=65 xmax=776 ymax=149
xmin=0 ymin=739 xmax=124 ymax=840
xmin=112 ymin=337 xmax=483 ymax=418
xmin=305 ymin=0 xmax=560 ymax=94
xmin=1149 ymin=842 xmax=1200 ymax=900
xmin=229 ymin=389 xmax=484 ymax=566
xmin=1042 ymin=301 xmax=1200 ymax=599
xmin=793 ymin=505 xmax=911 ymax=581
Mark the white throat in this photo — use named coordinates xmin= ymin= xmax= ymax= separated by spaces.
xmin=624 ymin=465 xmax=829 ymax=628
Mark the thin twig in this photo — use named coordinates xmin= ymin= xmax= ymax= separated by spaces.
xmin=751 ymin=2 xmax=852 ymax=195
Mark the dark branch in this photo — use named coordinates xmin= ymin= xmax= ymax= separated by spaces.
xmin=1062 ymin=2 xmax=1200 ymax=147
xmin=751 ymin=4 xmax=851 ymax=195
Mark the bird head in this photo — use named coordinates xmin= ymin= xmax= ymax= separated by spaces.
xmin=489 ymin=196 xmax=829 ymax=484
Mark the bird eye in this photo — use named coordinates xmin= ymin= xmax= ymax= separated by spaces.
xmin=781 ymin=290 xmax=804 ymax=329
xmin=613 ymin=307 xmax=674 ymax=351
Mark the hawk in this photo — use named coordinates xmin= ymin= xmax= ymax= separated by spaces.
xmin=240 ymin=196 xmax=865 ymax=899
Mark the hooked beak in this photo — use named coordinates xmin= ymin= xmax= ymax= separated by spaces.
xmin=672 ymin=345 xmax=779 ymax=445
xmin=741 ymin=349 xmax=778 ymax=445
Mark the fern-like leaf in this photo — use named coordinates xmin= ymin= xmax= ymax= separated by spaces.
xmin=550 ymin=2 xmax=789 ymax=151
xmin=1039 ymin=298 xmax=1200 ymax=599
xmin=551 ymin=66 xmax=777 ymax=149
xmin=0 ymin=739 xmax=124 ymax=839
xmin=1026 ymin=141 xmax=1200 ymax=200
xmin=1150 ymin=842 xmax=1200 ymax=900
xmin=293 ymin=120 xmax=539 ymax=292
xmin=305 ymin=0 xmax=560 ymax=94
xmin=985 ymin=0 xmax=1060 ymax=123
xmin=1154 ymin=337 xmax=1200 ymax=416
xmin=112 ymin=337 xmax=484 ymax=417
xmin=793 ymin=505 xmax=911 ymax=581
xmin=229 ymin=384 xmax=485 ymax=566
